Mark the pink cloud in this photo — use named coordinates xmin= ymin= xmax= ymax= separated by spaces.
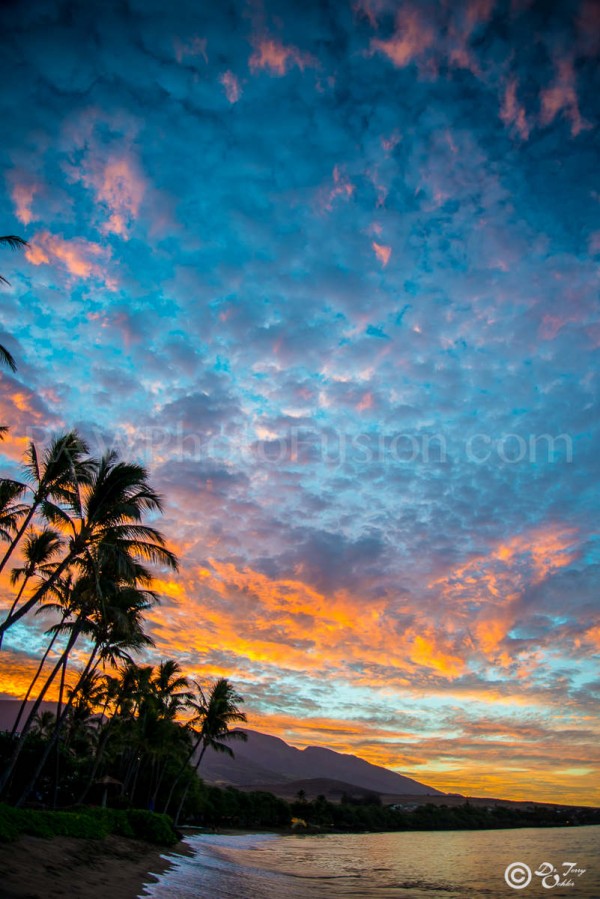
xmin=353 ymin=0 xmax=386 ymax=28
xmin=370 ymin=6 xmax=435 ymax=68
xmin=320 ymin=165 xmax=355 ymax=211
xmin=446 ymin=0 xmax=496 ymax=76
xmin=356 ymin=391 xmax=374 ymax=411
xmin=500 ymin=76 xmax=530 ymax=140
xmin=62 ymin=110 xmax=147 ymax=239
xmin=381 ymin=130 xmax=401 ymax=154
xmin=540 ymin=56 xmax=589 ymax=137
xmin=174 ymin=36 xmax=208 ymax=64
xmin=577 ymin=0 xmax=600 ymax=57
xmin=372 ymin=241 xmax=391 ymax=266
xmin=464 ymin=0 xmax=496 ymax=30
xmin=539 ymin=312 xmax=585 ymax=341
xmin=249 ymin=37 xmax=316 ymax=77
xmin=220 ymin=70 xmax=242 ymax=103
xmin=24 ymin=230 xmax=116 ymax=288
xmin=7 ymin=173 xmax=43 ymax=225
xmin=70 ymin=151 xmax=146 ymax=239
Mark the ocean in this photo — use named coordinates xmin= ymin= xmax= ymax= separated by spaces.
xmin=141 ymin=825 xmax=600 ymax=899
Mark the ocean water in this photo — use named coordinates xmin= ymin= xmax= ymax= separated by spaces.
xmin=141 ymin=826 xmax=600 ymax=899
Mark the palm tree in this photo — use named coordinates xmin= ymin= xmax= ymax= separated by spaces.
xmin=0 ymin=234 xmax=28 ymax=372
xmin=166 ymin=678 xmax=247 ymax=822
xmin=30 ymin=709 xmax=57 ymax=740
xmin=15 ymin=559 xmax=159 ymax=807
xmin=0 ymin=430 xmax=93 ymax=577
xmin=75 ymin=666 xmax=135 ymax=805
xmin=188 ymin=679 xmax=248 ymax=765
xmin=0 ymin=446 xmax=177 ymax=642
xmin=152 ymin=660 xmax=192 ymax=720
xmin=0 ymin=479 xmax=28 ymax=544
xmin=4 ymin=527 xmax=64 ymax=632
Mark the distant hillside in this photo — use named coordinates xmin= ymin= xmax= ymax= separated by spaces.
xmin=0 ymin=701 xmax=442 ymax=797
xmin=200 ymin=728 xmax=443 ymax=796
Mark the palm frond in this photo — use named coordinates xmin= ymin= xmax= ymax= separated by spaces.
xmin=0 ymin=344 xmax=17 ymax=372
xmin=0 ymin=235 xmax=28 ymax=251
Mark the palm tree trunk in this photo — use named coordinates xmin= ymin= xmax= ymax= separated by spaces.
xmin=10 ymin=626 xmax=61 ymax=737
xmin=0 ymin=542 xmax=83 ymax=643
xmin=151 ymin=758 xmax=170 ymax=807
xmin=0 ymin=628 xmax=79 ymax=797
xmin=75 ymin=723 xmax=112 ymax=805
xmin=51 ymin=655 xmax=69 ymax=809
xmin=16 ymin=643 xmax=98 ymax=807
xmin=0 ymin=501 xmax=37 ymax=575
xmin=174 ymin=744 xmax=207 ymax=825
xmin=0 ymin=576 xmax=31 ymax=650
xmin=162 ymin=733 xmax=201 ymax=815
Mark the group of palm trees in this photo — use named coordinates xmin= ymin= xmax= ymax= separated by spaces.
xmin=0 ymin=236 xmax=247 ymax=821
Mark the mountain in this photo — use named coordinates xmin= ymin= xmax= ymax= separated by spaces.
xmin=200 ymin=728 xmax=443 ymax=796
xmin=0 ymin=700 xmax=442 ymax=797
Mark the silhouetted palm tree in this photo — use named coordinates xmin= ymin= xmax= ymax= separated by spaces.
xmin=0 ymin=479 xmax=28 ymax=544
xmin=0 ymin=234 xmax=27 ymax=372
xmin=15 ymin=558 xmax=158 ymax=806
xmin=4 ymin=527 xmax=64 ymax=630
xmin=152 ymin=660 xmax=192 ymax=720
xmin=166 ymin=678 xmax=247 ymax=822
xmin=0 ymin=431 xmax=93 ymax=577
xmin=0 ymin=445 xmax=177 ymax=641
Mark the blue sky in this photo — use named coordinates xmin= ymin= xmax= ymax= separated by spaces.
xmin=0 ymin=0 xmax=599 ymax=802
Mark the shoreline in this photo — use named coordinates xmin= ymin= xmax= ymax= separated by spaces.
xmin=0 ymin=833 xmax=192 ymax=899
xmin=2 ymin=822 xmax=599 ymax=899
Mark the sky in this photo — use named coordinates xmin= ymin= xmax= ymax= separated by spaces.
xmin=0 ymin=0 xmax=598 ymax=805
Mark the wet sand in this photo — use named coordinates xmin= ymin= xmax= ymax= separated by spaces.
xmin=0 ymin=833 xmax=192 ymax=899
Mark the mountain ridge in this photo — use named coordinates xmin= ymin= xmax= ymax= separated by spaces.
xmin=0 ymin=700 xmax=442 ymax=797
xmin=200 ymin=726 xmax=443 ymax=796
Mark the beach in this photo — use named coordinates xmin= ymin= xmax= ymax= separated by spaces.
xmin=0 ymin=833 xmax=191 ymax=899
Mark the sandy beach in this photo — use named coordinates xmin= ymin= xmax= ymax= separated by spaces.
xmin=0 ymin=833 xmax=192 ymax=899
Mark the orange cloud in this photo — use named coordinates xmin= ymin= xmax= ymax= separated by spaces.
xmin=431 ymin=524 xmax=577 ymax=603
xmin=372 ymin=241 xmax=391 ymax=266
xmin=540 ymin=56 xmax=589 ymax=137
xmin=2 ymin=539 xmax=597 ymax=807
xmin=24 ymin=231 xmax=116 ymax=287
xmin=410 ymin=634 xmax=465 ymax=676
xmin=220 ymin=70 xmax=242 ymax=103
xmin=250 ymin=37 xmax=316 ymax=76
xmin=500 ymin=76 xmax=530 ymax=140
xmin=429 ymin=524 xmax=578 ymax=667
xmin=371 ymin=7 xmax=435 ymax=68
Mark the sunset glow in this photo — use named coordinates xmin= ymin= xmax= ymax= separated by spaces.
xmin=0 ymin=0 xmax=598 ymax=807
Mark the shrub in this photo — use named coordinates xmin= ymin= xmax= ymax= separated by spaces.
xmin=126 ymin=809 xmax=178 ymax=846
xmin=78 ymin=806 xmax=135 ymax=839
xmin=0 ymin=803 xmax=176 ymax=846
